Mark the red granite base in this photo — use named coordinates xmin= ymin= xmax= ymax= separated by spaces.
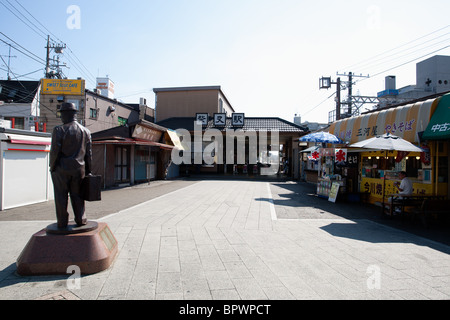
xmin=16 ymin=222 xmax=118 ymax=276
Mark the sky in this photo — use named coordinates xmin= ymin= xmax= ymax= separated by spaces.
xmin=1 ymin=0 xmax=450 ymax=124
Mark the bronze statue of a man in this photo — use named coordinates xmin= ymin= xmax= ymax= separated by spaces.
xmin=50 ymin=102 xmax=92 ymax=228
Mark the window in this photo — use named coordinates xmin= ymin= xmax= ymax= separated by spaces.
xmin=4 ymin=117 xmax=24 ymax=129
xmin=66 ymin=99 xmax=80 ymax=110
xmin=118 ymin=116 xmax=127 ymax=126
xmin=90 ymin=108 xmax=98 ymax=119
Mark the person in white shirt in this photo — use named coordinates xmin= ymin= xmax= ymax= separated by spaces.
xmin=394 ymin=171 xmax=413 ymax=196
xmin=387 ymin=171 xmax=413 ymax=213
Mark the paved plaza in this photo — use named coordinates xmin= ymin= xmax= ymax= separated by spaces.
xmin=0 ymin=178 xmax=449 ymax=300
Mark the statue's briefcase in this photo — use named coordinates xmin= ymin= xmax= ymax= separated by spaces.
xmin=82 ymin=174 xmax=102 ymax=201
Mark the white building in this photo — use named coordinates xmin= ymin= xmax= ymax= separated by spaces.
xmin=95 ymin=77 xmax=115 ymax=99
xmin=378 ymin=55 xmax=450 ymax=107
xmin=0 ymin=80 xmax=41 ymax=131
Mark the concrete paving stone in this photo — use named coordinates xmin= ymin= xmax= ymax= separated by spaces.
xmin=178 ymin=239 xmax=197 ymax=252
xmin=197 ymin=244 xmax=219 ymax=257
xmin=435 ymin=283 xmax=450 ymax=296
xmin=159 ymin=245 xmax=179 ymax=259
xmin=310 ymin=281 xmax=348 ymax=300
xmin=182 ymin=277 xmax=209 ymax=292
xmin=249 ymin=267 xmax=284 ymax=288
xmin=231 ymin=277 xmax=268 ymax=300
xmin=200 ymin=255 xmax=226 ymax=271
xmin=231 ymin=244 xmax=257 ymax=258
xmin=183 ymin=290 xmax=212 ymax=300
xmin=75 ymin=277 xmax=109 ymax=300
xmin=217 ymin=249 xmax=241 ymax=262
xmin=403 ymin=279 xmax=450 ymax=300
xmin=156 ymin=272 xmax=182 ymax=294
xmin=223 ymin=261 xmax=253 ymax=279
xmin=211 ymin=289 xmax=241 ymax=300
xmin=158 ymin=257 xmax=181 ymax=273
xmin=205 ymin=270 xmax=234 ymax=291
xmin=99 ymin=276 xmax=131 ymax=297
xmin=176 ymin=226 xmax=194 ymax=240
xmin=392 ymin=289 xmax=429 ymax=300
xmin=126 ymin=282 xmax=156 ymax=300
xmin=211 ymin=238 xmax=234 ymax=251
xmin=155 ymin=292 xmax=184 ymax=300
xmin=262 ymin=286 xmax=296 ymax=300
xmin=240 ymin=255 xmax=268 ymax=270
xmin=161 ymin=236 xmax=178 ymax=247
xmin=180 ymin=262 xmax=206 ymax=280
xmin=179 ymin=249 xmax=202 ymax=265
xmin=365 ymin=288 xmax=404 ymax=300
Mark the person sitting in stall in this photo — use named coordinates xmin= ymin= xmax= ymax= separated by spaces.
xmin=387 ymin=171 xmax=414 ymax=214
xmin=393 ymin=171 xmax=413 ymax=197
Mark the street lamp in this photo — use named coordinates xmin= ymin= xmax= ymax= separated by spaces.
xmin=319 ymin=77 xmax=332 ymax=89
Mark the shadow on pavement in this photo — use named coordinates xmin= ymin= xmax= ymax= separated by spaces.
xmin=266 ymin=181 xmax=450 ymax=249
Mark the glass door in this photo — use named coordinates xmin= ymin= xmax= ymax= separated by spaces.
xmin=115 ymin=146 xmax=130 ymax=183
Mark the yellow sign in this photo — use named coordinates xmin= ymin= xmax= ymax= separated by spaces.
xmin=361 ymin=177 xmax=434 ymax=204
xmin=41 ymin=79 xmax=85 ymax=95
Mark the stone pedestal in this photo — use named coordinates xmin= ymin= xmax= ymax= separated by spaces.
xmin=16 ymin=222 xmax=118 ymax=276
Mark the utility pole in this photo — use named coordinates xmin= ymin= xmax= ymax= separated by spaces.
xmin=320 ymin=72 xmax=378 ymax=123
xmin=45 ymin=35 xmax=67 ymax=79
xmin=336 ymin=72 xmax=375 ymax=119
xmin=45 ymin=35 xmax=50 ymax=78
xmin=335 ymin=77 xmax=341 ymax=121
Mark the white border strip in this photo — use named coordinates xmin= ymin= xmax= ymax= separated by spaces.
xmin=266 ymin=183 xmax=277 ymax=221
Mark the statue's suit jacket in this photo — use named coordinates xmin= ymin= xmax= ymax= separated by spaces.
xmin=50 ymin=121 xmax=92 ymax=177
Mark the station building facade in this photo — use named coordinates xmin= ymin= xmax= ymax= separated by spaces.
xmin=154 ymin=86 xmax=308 ymax=178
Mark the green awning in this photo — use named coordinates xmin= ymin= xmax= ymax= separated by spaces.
xmin=422 ymin=94 xmax=450 ymax=140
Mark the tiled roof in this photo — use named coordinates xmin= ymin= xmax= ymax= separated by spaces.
xmin=0 ymin=80 xmax=40 ymax=104
xmin=157 ymin=117 xmax=308 ymax=133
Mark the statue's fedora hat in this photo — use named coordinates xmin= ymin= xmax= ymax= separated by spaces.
xmin=60 ymin=102 xmax=77 ymax=112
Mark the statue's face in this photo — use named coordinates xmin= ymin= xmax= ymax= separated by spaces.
xmin=61 ymin=111 xmax=76 ymax=124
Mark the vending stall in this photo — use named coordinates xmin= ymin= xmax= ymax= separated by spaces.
xmin=0 ymin=128 xmax=53 ymax=210
xmin=327 ymin=94 xmax=449 ymax=204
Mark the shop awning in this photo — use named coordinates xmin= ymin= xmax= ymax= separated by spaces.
xmin=300 ymin=146 xmax=319 ymax=153
xmin=422 ymin=93 xmax=450 ymax=140
xmin=327 ymin=97 xmax=440 ymax=144
xmin=166 ymin=129 xmax=186 ymax=151
xmin=1 ymin=133 xmax=51 ymax=146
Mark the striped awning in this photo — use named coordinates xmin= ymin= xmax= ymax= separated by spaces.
xmin=327 ymin=97 xmax=440 ymax=144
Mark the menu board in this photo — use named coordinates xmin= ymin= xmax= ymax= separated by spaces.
xmin=328 ymin=182 xmax=340 ymax=203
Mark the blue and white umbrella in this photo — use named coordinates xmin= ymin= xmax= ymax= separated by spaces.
xmin=298 ymin=132 xmax=342 ymax=144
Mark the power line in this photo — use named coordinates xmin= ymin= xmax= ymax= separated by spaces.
xmin=301 ymin=92 xmax=336 ymax=117
xmin=0 ymin=0 xmax=47 ymax=40
xmin=13 ymin=0 xmax=62 ymax=42
xmin=366 ymin=45 xmax=450 ymax=80
xmin=4 ymin=1 xmax=97 ymax=85
xmin=0 ymin=32 xmax=46 ymax=64
xmin=340 ymin=25 xmax=450 ymax=72
xmin=350 ymin=33 xmax=450 ymax=74
xmin=0 ymin=38 xmax=46 ymax=66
